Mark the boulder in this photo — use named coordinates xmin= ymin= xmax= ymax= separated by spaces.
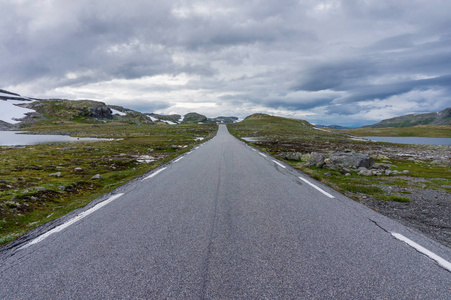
xmin=282 ymin=152 xmax=302 ymax=161
xmin=330 ymin=152 xmax=374 ymax=169
xmin=307 ymin=152 xmax=326 ymax=167
xmin=358 ymin=169 xmax=373 ymax=176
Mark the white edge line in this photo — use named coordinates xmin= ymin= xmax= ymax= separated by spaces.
xmin=259 ymin=153 xmax=267 ymax=157
xmin=272 ymin=160 xmax=286 ymax=169
xmin=143 ymin=167 xmax=167 ymax=180
xmin=20 ymin=193 xmax=124 ymax=250
xmin=391 ymin=232 xmax=451 ymax=272
xmin=174 ymin=157 xmax=183 ymax=163
xmin=298 ymin=177 xmax=335 ymax=198
xmin=252 ymin=149 xmax=256 ymax=151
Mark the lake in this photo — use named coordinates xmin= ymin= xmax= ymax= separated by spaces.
xmin=364 ymin=136 xmax=451 ymax=145
xmin=0 ymin=131 xmax=113 ymax=146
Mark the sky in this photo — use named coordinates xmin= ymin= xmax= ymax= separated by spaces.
xmin=1 ymin=0 xmax=451 ymax=127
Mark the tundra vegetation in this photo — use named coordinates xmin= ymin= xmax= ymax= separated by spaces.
xmin=228 ymin=114 xmax=451 ymax=247
xmin=0 ymin=121 xmax=216 ymax=246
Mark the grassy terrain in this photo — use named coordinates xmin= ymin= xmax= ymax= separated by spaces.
xmin=339 ymin=125 xmax=451 ymax=138
xmin=228 ymin=113 xmax=345 ymax=140
xmin=0 ymin=122 xmax=217 ymax=246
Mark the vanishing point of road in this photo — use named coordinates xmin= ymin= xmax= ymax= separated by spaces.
xmin=1 ymin=125 xmax=450 ymax=299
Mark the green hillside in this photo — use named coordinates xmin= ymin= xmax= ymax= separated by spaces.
xmin=364 ymin=107 xmax=451 ymax=128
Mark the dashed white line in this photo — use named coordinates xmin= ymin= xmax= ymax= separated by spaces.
xmin=252 ymin=149 xmax=257 ymax=152
xmin=272 ymin=160 xmax=286 ymax=169
xmin=143 ymin=167 xmax=167 ymax=180
xmin=20 ymin=193 xmax=124 ymax=250
xmin=174 ymin=157 xmax=183 ymax=163
xmin=391 ymin=232 xmax=451 ymax=272
xmin=298 ymin=177 xmax=335 ymax=198
xmin=259 ymin=153 xmax=267 ymax=158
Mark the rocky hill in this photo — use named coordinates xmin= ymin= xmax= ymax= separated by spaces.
xmin=363 ymin=107 xmax=451 ymax=128
xmin=146 ymin=112 xmax=238 ymax=124
xmin=0 ymin=89 xmax=238 ymax=128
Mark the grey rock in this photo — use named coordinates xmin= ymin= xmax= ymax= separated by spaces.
xmin=358 ymin=169 xmax=373 ymax=176
xmin=281 ymin=152 xmax=302 ymax=161
xmin=375 ymin=164 xmax=391 ymax=170
xmin=49 ymin=172 xmax=62 ymax=178
xmin=35 ymin=187 xmax=46 ymax=191
xmin=330 ymin=152 xmax=374 ymax=169
xmin=403 ymin=170 xmax=410 ymax=175
xmin=307 ymin=152 xmax=326 ymax=167
xmin=91 ymin=174 xmax=103 ymax=180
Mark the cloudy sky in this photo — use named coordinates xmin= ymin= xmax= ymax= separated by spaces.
xmin=2 ymin=0 xmax=451 ymax=126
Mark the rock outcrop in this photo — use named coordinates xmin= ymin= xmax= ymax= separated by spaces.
xmin=304 ymin=151 xmax=396 ymax=176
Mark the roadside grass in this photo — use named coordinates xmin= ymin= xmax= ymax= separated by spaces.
xmin=377 ymin=195 xmax=411 ymax=203
xmin=0 ymin=123 xmax=217 ymax=246
xmin=338 ymin=125 xmax=451 ymax=138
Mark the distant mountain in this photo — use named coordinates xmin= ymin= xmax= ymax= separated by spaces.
xmin=146 ymin=112 xmax=238 ymax=125
xmin=211 ymin=116 xmax=239 ymax=124
xmin=363 ymin=107 xmax=451 ymax=128
xmin=315 ymin=125 xmax=349 ymax=129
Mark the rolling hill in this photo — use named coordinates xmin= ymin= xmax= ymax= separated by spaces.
xmin=363 ymin=107 xmax=451 ymax=128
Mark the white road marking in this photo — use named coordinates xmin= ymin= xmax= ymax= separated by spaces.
xmin=20 ymin=193 xmax=124 ymax=250
xmin=174 ymin=157 xmax=183 ymax=163
xmin=298 ymin=177 xmax=335 ymax=198
xmin=391 ymin=233 xmax=451 ymax=272
xmin=252 ymin=149 xmax=257 ymax=152
xmin=259 ymin=153 xmax=267 ymax=158
xmin=143 ymin=167 xmax=167 ymax=180
xmin=272 ymin=160 xmax=286 ymax=169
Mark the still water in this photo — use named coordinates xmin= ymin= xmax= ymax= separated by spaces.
xmin=364 ymin=136 xmax=451 ymax=145
xmin=0 ymin=131 xmax=113 ymax=146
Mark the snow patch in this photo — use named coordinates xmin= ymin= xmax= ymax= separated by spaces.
xmin=0 ymin=100 xmax=36 ymax=124
xmin=313 ymin=127 xmax=331 ymax=132
xmin=148 ymin=116 xmax=158 ymax=122
xmin=110 ymin=108 xmax=126 ymax=116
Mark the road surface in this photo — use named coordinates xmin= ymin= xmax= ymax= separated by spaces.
xmin=1 ymin=125 xmax=450 ymax=299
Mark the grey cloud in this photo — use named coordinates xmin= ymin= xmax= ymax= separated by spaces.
xmin=2 ymin=0 xmax=451 ymax=126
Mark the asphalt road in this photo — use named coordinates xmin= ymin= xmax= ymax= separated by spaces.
xmin=1 ymin=125 xmax=450 ymax=299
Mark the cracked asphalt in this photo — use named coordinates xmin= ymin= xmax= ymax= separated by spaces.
xmin=1 ymin=125 xmax=450 ymax=299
